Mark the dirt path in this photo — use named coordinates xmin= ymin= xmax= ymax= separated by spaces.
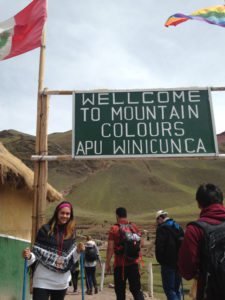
xmin=65 ymin=286 xmax=161 ymax=300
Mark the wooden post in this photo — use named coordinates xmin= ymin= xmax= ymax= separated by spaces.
xmin=148 ymin=263 xmax=154 ymax=298
xmin=31 ymin=23 xmax=47 ymax=246
xmin=30 ymin=23 xmax=49 ymax=294
xmin=32 ymin=91 xmax=49 ymax=244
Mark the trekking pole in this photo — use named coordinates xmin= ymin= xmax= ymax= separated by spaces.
xmin=100 ymin=262 xmax=105 ymax=291
xmin=181 ymin=278 xmax=185 ymax=300
xmin=22 ymin=258 xmax=28 ymax=300
xmin=80 ymin=251 xmax=85 ymax=300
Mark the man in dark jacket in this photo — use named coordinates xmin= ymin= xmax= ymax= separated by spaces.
xmin=178 ymin=183 xmax=225 ymax=300
xmin=155 ymin=210 xmax=184 ymax=300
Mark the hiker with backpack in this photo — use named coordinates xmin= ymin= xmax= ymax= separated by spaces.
xmin=106 ymin=207 xmax=144 ymax=300
xmin=84 ymin=235 xmax=102 ymax=295
xmin=155 ymin=210 xmax=184 ymax=300
xmin=178 ymin=183 xmax=225 ymax=300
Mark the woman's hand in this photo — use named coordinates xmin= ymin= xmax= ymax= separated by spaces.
xmin=106 ymin=262 xmax=111 ymax=274
xmin=77 ymin=242 xmax=85 ymax=253
xmin=22 ymin=248 xmax=31 ymax=259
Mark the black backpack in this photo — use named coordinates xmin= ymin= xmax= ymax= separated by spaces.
xmin=115 ymin=223 xmax=141 ymax=261
xmin=164 ymin=224 xmax=184 ymax=254
xmin=189 ymin=220 xmax=225 ymax=300
xmin=85 ymin=244 xmax=98 ymax=262
xmin=157 ymin=222 xmax=184 ymax=269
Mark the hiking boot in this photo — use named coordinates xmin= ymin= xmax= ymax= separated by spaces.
xmin=94 ymin=286 xmax=98 ymax=294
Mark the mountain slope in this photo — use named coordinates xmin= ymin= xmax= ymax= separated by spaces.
xmin=1 ymin=130 xmax=225 ymax=219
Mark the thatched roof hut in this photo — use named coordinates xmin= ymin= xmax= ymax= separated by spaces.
xmin=0 ymin=142 xmax=62 ymax=240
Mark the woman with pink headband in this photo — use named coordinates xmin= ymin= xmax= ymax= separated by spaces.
xmin=22 ymin=201 xmax=84 ymax=300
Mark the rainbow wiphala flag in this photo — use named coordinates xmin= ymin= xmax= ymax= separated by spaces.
xmin=165 ymin=5 xmax=225 ymax=28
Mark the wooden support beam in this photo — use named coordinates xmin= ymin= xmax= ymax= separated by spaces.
xmin=31 ymin=154 xmax=225 ymax=161
xmin=41 ymin=86 xmax=225 ymax=96
xmin=32 ymin=91 xmax=49 ymax=245
xmin=211 ymin=86 xmax=225 ymax=91
xmin=32 ymin=155 xmax=72 ymax=161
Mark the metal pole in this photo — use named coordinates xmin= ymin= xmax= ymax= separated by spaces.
xmin=148 ymin=263 xmax=154 ymax=298
xmin=80 ymin=251 xmax=85 ymax=300
xmin=100 ymin=262 xmax=105 ymax=291
xmin=22 ymin=258 xmax=27 ymax=300
xmin=181 ymin=278 xmax=185 ymax=300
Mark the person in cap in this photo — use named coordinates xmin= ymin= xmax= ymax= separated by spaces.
xmin=22 ymin=201 xmax=85 ymax=300
xmin=155 ymin=210 xmax=184 ymax=300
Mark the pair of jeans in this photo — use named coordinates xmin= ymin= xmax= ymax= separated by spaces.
xmin=114 ymin=264 xmax=144 ymax=300
xmin=71 ymin=270 xmax=79 ymax=291
xmin=161 ymin=265 xmax=182 ymax=300
xmin=85 ymin=266 xmax=96 ymax=292
xmin=33 ymin=288 xmax=67 ymax=300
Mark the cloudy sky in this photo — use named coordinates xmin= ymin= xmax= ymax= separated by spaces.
xmin=1 ymin=0 xmax=225 ymax=136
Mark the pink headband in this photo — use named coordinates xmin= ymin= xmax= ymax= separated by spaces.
xmin=57 ymin=203 xmax=72 ymax=211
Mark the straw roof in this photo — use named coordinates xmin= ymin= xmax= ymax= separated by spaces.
xmin=0 ymin=143 xmax=62 ymax=202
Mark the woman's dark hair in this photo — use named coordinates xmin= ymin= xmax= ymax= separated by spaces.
xmin=48 ymin=201 xmax=74 ymax=239
xmin=196 ymin=183 xmax=223 ymax=208
xmin=116 ymin=207 xmax=127 ymax=218
xmin=48 ymin=201 xmax=74 ymax=225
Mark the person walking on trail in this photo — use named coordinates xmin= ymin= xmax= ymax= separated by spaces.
xmin=178 ymin=183 xmax=225 ymax=300
xmin=70 ymin=261 xmax=80 ymax=293
xmin=155 ymin=210 xmax=184 ymax=300
xmin=22 ymin=201 xmax=85 ymax=300
xmin=84 ymin=235 xmax=102 ymax=295
xmin=106 ymin=207 xmax=144 ymax=300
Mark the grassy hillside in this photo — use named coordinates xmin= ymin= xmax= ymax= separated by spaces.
xmin=66 ymin=158 xmax=225 ymax=219
xmin=2 ymin=129 xmax=223 ymax=298
xmin=1 ymin=129 xmax=225 ymax=224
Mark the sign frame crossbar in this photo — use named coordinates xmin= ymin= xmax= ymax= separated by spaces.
xmin=32 ymin=86 xmax=225 ymax=161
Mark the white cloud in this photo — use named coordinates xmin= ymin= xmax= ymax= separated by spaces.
xmin=0 ymin=0 xmax=225 ymax=135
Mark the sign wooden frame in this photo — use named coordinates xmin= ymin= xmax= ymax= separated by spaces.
xmin=72 ymin=87 xmax=218 ymax=159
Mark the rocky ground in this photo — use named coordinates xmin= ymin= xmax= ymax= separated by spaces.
xmin=65 ymin=286 xmax=161 ymax=300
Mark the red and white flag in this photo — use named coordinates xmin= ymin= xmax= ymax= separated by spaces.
xmin=0 ymin=0 xmax=47 ymax=61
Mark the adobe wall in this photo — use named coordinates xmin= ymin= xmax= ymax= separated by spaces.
xmin=0 ymin=186 xmax=32 ymax=240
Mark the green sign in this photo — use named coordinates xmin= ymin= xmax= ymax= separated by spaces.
xmin=72 ymin=88 xmax=218 ymax=158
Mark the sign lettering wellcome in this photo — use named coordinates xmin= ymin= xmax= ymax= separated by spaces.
xmin=72 ymin=88 xmax=218 ymax=158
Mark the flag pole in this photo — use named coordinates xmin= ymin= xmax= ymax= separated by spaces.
xmin=32 ymin=21 xmax=48 ymax=245
xmin=30 ymin=16 xmax=49 ymax=292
